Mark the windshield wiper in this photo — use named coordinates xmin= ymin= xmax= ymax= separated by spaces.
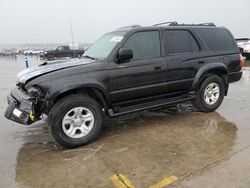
xmin=83 ymin=55 xmax=98 ymax=60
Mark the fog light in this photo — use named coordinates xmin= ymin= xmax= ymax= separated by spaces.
xmin=13 ymin=108 xmax=22 ymax=118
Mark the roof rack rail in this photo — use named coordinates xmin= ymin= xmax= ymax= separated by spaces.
xmin=153 ymin=22 xmax=216 ymax=27
xmin=115 ymin=25 xmax=141 ymax=31
xmin=153 ymin=21 xmax=178 ymax=26
xmin=197 ymin=22 xmax=216 ymax=26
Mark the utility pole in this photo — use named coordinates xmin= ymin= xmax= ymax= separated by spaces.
xmin=69 ymin=19 xmax=75 ymax=58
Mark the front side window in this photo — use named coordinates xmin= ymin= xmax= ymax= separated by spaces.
xmin=123 ymin=31 xmax=161 ymax=60
xmin=58 ymin=46 xmax=64 ymax=51
xmin=165 ymin=30 xmax=199 ymax=55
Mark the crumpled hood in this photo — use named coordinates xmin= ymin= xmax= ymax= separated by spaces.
xmin=17 ymin=58 xmax=95 ymax=84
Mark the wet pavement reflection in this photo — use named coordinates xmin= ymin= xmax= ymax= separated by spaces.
xmin=15 ymin=105 xmax=237 ymax=188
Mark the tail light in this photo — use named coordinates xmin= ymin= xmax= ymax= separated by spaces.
xmin=240 ymin=54 xmax=244 ymax=68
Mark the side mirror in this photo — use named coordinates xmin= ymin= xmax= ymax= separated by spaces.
xmin=116 ymin=48 xmax=133 ymax=63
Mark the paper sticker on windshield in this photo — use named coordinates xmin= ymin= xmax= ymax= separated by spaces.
xmin=110 ymin=36 xmax=123 ymax=42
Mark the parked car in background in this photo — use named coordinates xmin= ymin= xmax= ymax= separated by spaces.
xmin=0 ymin=49 xmax=16 ymax=56
xmin=39 ymin=45 xmax=85 ymax=60
xmin=236 ymin=38 xmax=250 ymax=59
xmin=0 ymin=50 xmax=4 ymax=56
xmin=23 ymin=49 xmax=43 ymax=55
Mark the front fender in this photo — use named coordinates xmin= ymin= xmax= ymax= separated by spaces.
xmin=191 ymin=63 xmax=228 ymax=91
xmin=45 ymin=78 xmax=111 ymax=107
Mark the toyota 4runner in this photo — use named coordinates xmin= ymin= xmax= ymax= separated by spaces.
xmin=5 ymin=22 xmax=243 ymax=148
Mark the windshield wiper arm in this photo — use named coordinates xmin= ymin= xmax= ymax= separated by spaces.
xmin=83 ymin=55 xmax=98 ymax=60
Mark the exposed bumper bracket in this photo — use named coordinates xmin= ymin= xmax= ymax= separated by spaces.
xmin=4 ymin=88 xmax=38 ymax=125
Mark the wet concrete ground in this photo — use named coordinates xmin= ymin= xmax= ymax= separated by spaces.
xmin=0 ymin=56 xmax=250 ymax=188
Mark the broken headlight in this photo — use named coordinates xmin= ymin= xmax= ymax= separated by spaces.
xmin=26 ymin=86 xmax=44 ymax=98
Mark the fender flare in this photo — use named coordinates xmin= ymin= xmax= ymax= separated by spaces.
xmin=191 ymin=63 xmax=229 ymax=91
xmin=45 ymin=79 xmax=112 ymax=108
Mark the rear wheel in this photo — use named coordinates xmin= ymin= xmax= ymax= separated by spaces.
xmin=49 ymin=94 xmax=104 ymax=148
xmin=192 ymin=75 xmax=225 ymax=112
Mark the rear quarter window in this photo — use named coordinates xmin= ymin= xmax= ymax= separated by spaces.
xmin=196 ymin=28 xmax=236 ymax=52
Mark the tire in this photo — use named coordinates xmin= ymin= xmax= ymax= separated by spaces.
xmin=47 ymin=55 xmax=54 ymax=61
xmin=49 ymin=94 xmax=104 ymax=148
xmin=192 ymin=75 xmax=225 ymax=112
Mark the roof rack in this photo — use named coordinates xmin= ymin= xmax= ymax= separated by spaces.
xmin=115 ymin=25 xmax=141 ymax=31
xmin=153 ymin=22 xmax=216 ymax=27
xmin=153 ymin=21 xmax=178 ymax=26
xmin=196 ymin=22 xmax=216 ymax=26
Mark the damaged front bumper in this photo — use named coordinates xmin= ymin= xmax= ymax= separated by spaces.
xmin=4 ymin=87 xmax=39 ymax=125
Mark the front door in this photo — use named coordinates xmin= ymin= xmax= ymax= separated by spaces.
xmin=107 ymin=30 xmax=167 ymax=103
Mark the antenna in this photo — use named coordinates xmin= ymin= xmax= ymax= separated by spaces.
xmin=69 ymin=19 xmax=74 ymax=45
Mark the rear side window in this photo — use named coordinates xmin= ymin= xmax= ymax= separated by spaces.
xmin=196 ymin=28 xmax=235 ymax=52
xmin=165 ymin=30 xmax=199 ymax=55
xmin=123 ymin=31 xmax=161 ymax=60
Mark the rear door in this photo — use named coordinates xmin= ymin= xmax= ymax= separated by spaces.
xmin=107 ymin=30 xmax=167 ymax=102
xmin=164 ymin=29 xmax=202 ymax=93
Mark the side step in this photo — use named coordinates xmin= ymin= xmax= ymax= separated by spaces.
xmin=108 ymin=95 xmax=196 ymax=117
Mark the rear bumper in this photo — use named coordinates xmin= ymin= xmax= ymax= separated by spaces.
xmin=228 ymin=71 xmax=242 ymax=83
xmin=4 ymin=88 xmax=36 ymax=125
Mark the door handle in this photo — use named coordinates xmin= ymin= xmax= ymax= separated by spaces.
xmin=154 ymin=66 xmax=162 ymax=70
xmin=198 ymin=61 xmax=205 ymax=64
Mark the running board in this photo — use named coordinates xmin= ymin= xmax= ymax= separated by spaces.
xmin=108 ymin=95 xmax=196 ymax=117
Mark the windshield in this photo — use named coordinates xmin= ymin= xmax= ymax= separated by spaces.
xmin=84 ymin=32 xmax=125 ymax=60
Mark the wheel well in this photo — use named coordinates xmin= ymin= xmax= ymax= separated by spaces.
xmin=51 ymin=88 xmax=109 ymax=112
xmin=198 ymin=69 xmax=229 ymax=95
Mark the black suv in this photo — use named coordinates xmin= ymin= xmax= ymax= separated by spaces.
xmin=5 ymin=22 xmax=243 ymax=148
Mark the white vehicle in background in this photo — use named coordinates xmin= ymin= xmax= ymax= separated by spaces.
xmin=23 ymin=49 xmax=43 ymax=55
xmin=236 ymin=38 xmax=250 ymax=60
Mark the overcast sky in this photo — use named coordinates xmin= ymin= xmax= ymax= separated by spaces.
xmin=0 ymin=0 xmax=249 ymax=44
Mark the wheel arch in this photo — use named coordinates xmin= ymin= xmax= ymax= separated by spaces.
xmin=46 ymin=83 xmax=112 ymax=113
xmin=191 ymin=63 xmax=229 ymax=95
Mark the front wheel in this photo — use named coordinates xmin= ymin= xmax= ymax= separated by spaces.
xmin=192 ymin=75 xmax=225 ymax=112
xmin=49 ymin=94 xmax=104 ymax=148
